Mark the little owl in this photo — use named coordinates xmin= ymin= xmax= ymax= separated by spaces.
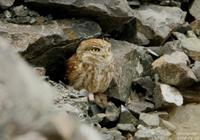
xmin=65 ymin=38 xmax=114 ymax=107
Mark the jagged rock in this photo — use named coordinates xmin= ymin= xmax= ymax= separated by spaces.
xmin=117 ymin=123 xmax=136 ymax=133
xmin=152 ymin=51 xmax=197 ymax=87
xmin=133 ymin=4 xmax=186 ymax=45
xmin=192 ymin=61 xmax=200 ymax=80
xmin=126 ymin=101 xmax=154 ymax=115
xmin=135 ymin=125 xmax=171 ymax=140
xmin=1 ymin=19 xmax=101 ymax=52
xmin=181 ymin=38 xmax=200 ymax=61
xmin=0 ymin=0 xmax=15 ymax=9
xmin=119 ymin=106 xmax=138 ymax=126
xmin=139 ymin=113 xmax=160 ymax=127
xmin=105 ymin=102 xmax=120 ymax=122
xmin=101 ymin=129 xmax=125 ymax=140
xmin=189 ymin=0 xmax=200 ymax=20
xmin=169 ymin=104 xmax=200 ymax=139
xmin=108 ymin=39 xmax=153 ymax=102
xmin=24 ymin=0 xmax=134 ymax=32
xmin=190 ymin=19 xmax=200 ymax=36
xmin=135 ymin=32 xmax=150 ymax=46
xmin=154 ymin=83 xmax=183 ymax=108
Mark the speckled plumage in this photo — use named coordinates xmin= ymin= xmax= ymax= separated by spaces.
xmin=65 ymin=38 xmax=114 ymax=94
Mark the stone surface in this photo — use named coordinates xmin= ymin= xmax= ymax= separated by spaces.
xmin=139 ymin=113 xmax=160 ymax=127
xmin=0 ymin=0 xmax=15 ymax=9
xmin=192 ymin=61 xmax=200 ymax=81
xmin=117 ymin=123 xmax=136 ymax=132
xmin=181 ymin=38 xmax=200 ymax=61
xmin=105 ymin=102 xmax=120 ymax=122
xmin=133 ymin=4 xmax=186 ymax=45
xmin=190 ymin=0 xmax=200 ymax=20
xmin=169 ymin=104 xmax=200 ymax=139
xmin=190 ymin=19 xmax=200 ymax=36
xmin=24 ymin=0 xmax=134 ymax=32
xmin=119 ymin=106 xmax=138 ymax=126
xmin=135 ymin=125 xmax=171 ymax=140
xmin=153 ymin=83 xmax=183 ymax=108
xmin=152 ymin=51 xmax=197 ymax=87
xmin=160 ymin=119 xmax=176 ymax=132
xmin=108 ymin=39 xmax=153 ymax=102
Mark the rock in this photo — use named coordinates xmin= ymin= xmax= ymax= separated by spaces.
xmin=189 ymin=0 xmax=200 ymax=19
xmin=169 ymin=104 xmax=200 ymax=139
xmin=108 ymin=39 xmax=153 ymax=102
xmin=101 ymin=129 xmax=125 ymax=140
xmin=135 ymin=32 xmax=150 ymax=46
xmin=153 ymin=83 xmax=183 ymax=108
xmin=139 ymin=113 xmax=160 ymax=127
xmin=133 ymin=4 xmax=186 ymax=45
xmin=135 ymin=125 xmax=171 ymax=140
xmin=0 ymin=0 xmax=15 ymax=9
xmin=192 ymin=61 xmax=200 ymax=80
xmin=117 ymin=123 xmax=136 ymax=133
xmin=126 ymin=101 xmax=154 ymax=115
xmin=190 ymin=19 xmax=200 ymax=36
xmin=13 ymin=131 xmax=47 ymax=140
xmin=160 ymin=119 xmax=176 ymax=132
xmin=24 ymin=0 xmax=134 ymax=32
xmin=119 ymin=106 xmax=138 ymax=126
xmin=105 ymin=102 xmax=120 ymax=122
xmin=152 ymin=51 xmax=197 ymax=87
xmin=181 ymin=38 xmax=200 ymax=61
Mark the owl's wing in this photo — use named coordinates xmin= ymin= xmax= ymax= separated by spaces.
xmin=65 ymin=54 xmax=79 ymax=83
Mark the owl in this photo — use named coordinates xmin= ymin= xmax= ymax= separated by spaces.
xmin=65 ymin=38 xmax=114 ymax=107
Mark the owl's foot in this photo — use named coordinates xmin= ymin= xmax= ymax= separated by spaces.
xmin=94 ymin=93 xmax=108 ymax=108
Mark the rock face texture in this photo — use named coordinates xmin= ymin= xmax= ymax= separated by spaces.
xmin=133 ymin=4 xmax=186 ymax=45
xmin=190 ymin=0 xmax=200 ymax=20
xmin=24 ymin=0 xmax=134 ymax=32
xmin=0 ymin=0 xmax=15 ymax=9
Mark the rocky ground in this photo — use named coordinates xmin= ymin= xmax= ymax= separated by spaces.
xmin=0 ymin=0 xmax=200 ymax=140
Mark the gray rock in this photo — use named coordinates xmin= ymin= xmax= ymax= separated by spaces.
xmin=152 ymin=51 xmax=197 ymax=87
xmin=190 ymin=19 xmax=200 ymax=36
xmin=108 ymin=39 xmax=153 ymax=102
xmin=117 ymin=123 xmax=136 ymax=132
xmin=119 ymin=106 xmax=138 ymax=126
xmin=181 ymin=38 xmax=200 ymax=61
xmin=153 ymin=83 xmax=183 ymax=108
xmin=135 ymin=125 xmax=171 ymax=140
xmin=160 ymin=119 xmax=176 ymax=132
xmin=133 ymin=4 xmax=186 ymax=45
xmin=24 ymin=0 xmax=134 ymax=32
xmin=192 ymin=61 xmax=200 ymax=80
xmin=139 ymin=113 xmax=160 ymax=127
xmin=190 ymin=0 xmax=200 ymax=20
xmin=0 ymin=0 xmax=15 ymax=9
xmin=135 ymin=32 xmax=150 ymax=46
xmin=105 ymin=102 xmax=120 ymax=122
xmin=126 ymin=101 xmax=154 ymax=115
xmin=101 ymin=129 xmax=125 ymax=140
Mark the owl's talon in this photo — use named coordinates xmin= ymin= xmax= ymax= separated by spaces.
xmin=88 ymin=93 xmax=95 ymax=102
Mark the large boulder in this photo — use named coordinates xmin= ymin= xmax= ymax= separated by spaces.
xmin=133 ymin=4 xmax=186 ymax=45
xmin=108 ymin=39 xmax=153 ymax=102
xmin=0 ymin=0 xmax=15 ymax=9
xmin=0 ymin=19 xmax=101 ymax=52
xmin=24 ymin=0 xmax=134 ymax=32
xmin=189 ymin=0 xmax=200 ymax=20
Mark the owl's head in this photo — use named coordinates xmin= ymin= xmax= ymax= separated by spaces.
xmin=76 ymin=39 xmax=113 ymax=63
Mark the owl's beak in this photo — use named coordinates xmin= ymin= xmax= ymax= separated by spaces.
xmin=103 ymin=53 xmax=108 ymax=58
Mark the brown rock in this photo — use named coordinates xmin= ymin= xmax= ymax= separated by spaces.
xmin=152 ymin=51 xmax=197 ymax=87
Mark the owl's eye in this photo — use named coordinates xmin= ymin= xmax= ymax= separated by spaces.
xmin=90 ymin=48 xmax=100 ymax=52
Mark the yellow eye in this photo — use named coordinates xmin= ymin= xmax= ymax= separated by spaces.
xmin=90 ymin=48 xmax=100 ymax=52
